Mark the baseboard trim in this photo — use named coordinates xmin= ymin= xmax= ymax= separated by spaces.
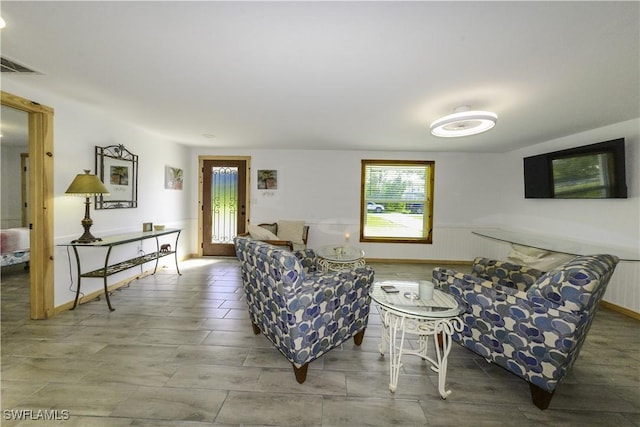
xmin=600 ymin=301 xmax=640 ymax=321
xmin=54 ymin=270 xmax=154 ymax=314
xmin=366 ymin=258 xmax=472 ymax=265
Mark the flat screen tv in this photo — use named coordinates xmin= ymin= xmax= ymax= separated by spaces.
xmin=523 ymin=138 xmax=627 ymax=199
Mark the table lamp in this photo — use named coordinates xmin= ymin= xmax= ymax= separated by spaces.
xmin=65 ymin=170 xmax=110 ymax=243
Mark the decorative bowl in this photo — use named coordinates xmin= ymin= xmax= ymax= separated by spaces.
xmin=153 ymin=225 xmax=165 ymax=231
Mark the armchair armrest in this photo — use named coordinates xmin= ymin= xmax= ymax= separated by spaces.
xmin=293 ymin=249 xmax=318 ymax=273
xmin=472 ymin=257 xmax=546 ymax=291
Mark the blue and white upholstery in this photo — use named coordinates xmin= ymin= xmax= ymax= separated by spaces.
xmin=433 ymin=254 xmax=619 ymax=409
xmin=234 ymin=235 xmax=375 ymax=383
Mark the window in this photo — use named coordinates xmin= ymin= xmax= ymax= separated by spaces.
xmin=360 ymin=160 xmax=434 ymax=243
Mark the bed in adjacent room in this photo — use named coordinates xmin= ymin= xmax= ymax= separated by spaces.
xmin=1 ymin=227 xmax=30 ymax=268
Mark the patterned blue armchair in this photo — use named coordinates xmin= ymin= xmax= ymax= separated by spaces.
xmin=234 ymin=236 xmax=375 ymax=383
xmin=433 ymin=254 xmax=619 ymax=409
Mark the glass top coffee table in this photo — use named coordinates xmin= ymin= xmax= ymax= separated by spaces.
xmin=370 ymin=280 xmax=464 ymax=398
xmin=316 ymin=244 xmax=365 ymax=272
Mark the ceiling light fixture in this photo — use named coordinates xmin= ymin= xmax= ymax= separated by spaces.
xmin=430 ymin=105 xmax=497 ymax=138
xmin=0 ymin=17 xmax=6 ymax=29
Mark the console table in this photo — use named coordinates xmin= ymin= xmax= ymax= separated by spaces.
xmin=60 ymin=229 xmax=182 ymax=311
xmin=472 ymin=228 xmax=640 ymax=262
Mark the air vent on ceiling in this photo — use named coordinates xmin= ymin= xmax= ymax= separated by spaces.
xmin=1 ymin=57 xmax=37 ymax=73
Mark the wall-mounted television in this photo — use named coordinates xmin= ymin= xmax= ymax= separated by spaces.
xmin=524 ymin=138 xmax=627 ymax=199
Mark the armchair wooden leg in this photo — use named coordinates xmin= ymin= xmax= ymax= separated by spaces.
xmin=293 ymin=363 xmax=309 ymax=384
xmin=353 ymin=329 xmax=366 ymax=346
xmin=251 ymin=322 xmax=260 ymax=335
xmin=529 ymin=383 xmax=554 ymax=410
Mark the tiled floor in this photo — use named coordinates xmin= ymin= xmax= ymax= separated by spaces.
xmin=1 ymin=258 xmax=639 ymax=426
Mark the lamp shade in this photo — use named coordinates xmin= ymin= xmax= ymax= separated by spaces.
xmin=65 ymin=170 xmax=110 ymax=196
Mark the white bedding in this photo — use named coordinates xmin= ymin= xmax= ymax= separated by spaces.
xmin=1 ymin=227 xmax=30 ymax=267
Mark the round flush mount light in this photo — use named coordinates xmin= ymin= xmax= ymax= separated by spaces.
xmin=430 ymin=105 xmax=497 ymax=138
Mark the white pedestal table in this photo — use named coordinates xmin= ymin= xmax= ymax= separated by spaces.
xmin=370 ymin=281 xmax=464 ymax=398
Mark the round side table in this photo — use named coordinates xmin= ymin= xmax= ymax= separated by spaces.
xmin=316 ymin=244 xmax=365 ymax=272
xmin=370 ymin=280 xmax=464 ymax=398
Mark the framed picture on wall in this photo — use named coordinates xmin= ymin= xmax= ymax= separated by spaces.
xmin=257 ymin=169 xmax=277 ymax=189
xmin=165 ymin=165 xmax=184 ymax=190
xmin=95 ymin=145 xmax=138 ymax=209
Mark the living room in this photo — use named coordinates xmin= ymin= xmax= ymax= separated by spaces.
xmin=1 ymin=1 xmax=638 ymax=318
xmin=1 ymin=2 xmax=639 ymax=424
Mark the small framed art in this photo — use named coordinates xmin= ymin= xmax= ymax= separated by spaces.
xmin=257 ymin=169 xmax=277 ymax=189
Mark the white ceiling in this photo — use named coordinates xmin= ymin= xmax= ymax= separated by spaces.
xmin=1 ymin=1 xmax=638 ymax=153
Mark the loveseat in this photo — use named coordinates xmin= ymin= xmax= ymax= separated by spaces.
xmin=234 ymin=235 xmax=375 ymax=383
xmin=246 ymin=220 xmax=309 ymax=251
xmin=433 ymin=254 xmax=619 ymax=409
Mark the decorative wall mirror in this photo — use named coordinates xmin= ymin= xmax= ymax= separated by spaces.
xmin=95 ymin=144 xmax=138 ymax=209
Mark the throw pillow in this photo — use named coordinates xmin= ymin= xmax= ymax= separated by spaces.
xmin=248 ymin=224 xmax=279 ymax=240
xmin=277 ymin=220 xmax=305 ymax=245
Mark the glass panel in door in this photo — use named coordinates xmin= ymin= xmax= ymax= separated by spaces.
xmin=202 ymin=159 xmax=247 ymax=256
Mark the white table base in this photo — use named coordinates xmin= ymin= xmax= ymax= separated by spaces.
xmin=318 ymin=257 xmax=366 ymax=272
xmin=377 ymin=306 xmax=463 ymax=398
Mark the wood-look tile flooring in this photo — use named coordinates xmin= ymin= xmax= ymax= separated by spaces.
xmin=1 ymin=258 xmax=638 ymax=426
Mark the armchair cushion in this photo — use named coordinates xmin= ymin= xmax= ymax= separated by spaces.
xmin=471 ymin=257 xmax=545 ymax=291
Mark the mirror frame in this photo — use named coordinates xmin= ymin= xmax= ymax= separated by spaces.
xmin=95 ymin=144 xmax=138 ymax=209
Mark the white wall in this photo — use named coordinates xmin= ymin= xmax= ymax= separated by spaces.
xmin=192 ymin=148 xmax=503 ymax=260
xmin=192 ymin=119 xmax=639 ymax=313
xmin=192 ymin=124 xmax=638 ymax=258
xmin=477 ymin=118 xmax=640 ymax=313
xmin=3 ymin=81 xmax=192 ymax=307
xmin=500 ymin=118 xmax=639 ymax=249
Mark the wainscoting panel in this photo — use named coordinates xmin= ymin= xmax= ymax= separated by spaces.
xmin=603 ymin=261 xmax=640 ymax=317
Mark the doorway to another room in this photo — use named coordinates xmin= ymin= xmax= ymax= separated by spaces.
xmin=1 ymin=91 xmax=54 ymax=319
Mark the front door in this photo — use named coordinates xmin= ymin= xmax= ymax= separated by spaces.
xmin=201 ymin=158 xmax=248 ymax=256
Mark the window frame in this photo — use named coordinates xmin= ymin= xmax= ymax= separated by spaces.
xmin=360 ymin=159 xmax=434 ymax=244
